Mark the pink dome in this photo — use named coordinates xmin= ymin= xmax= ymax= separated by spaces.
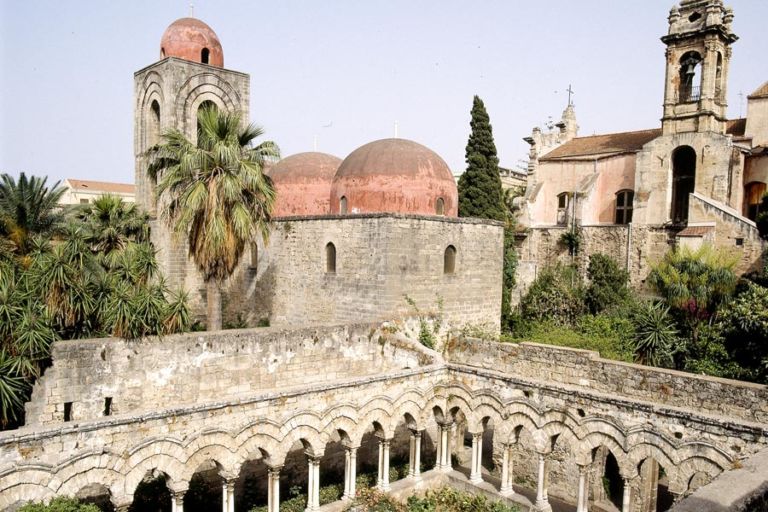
xmin=330 ymin=139 xmax=458 ymax=216
xmin=160 ymin=18 xmax=224 ymax=67
xmin=268 ymin=152 xmax=342 ymax=217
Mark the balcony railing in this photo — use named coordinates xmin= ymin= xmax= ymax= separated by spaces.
xmin=679 ymin=85 xmax=701 ymax=103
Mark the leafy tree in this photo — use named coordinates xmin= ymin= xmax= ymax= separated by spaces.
xmin=715 ymin=281 xmax=768 ymax=382
xmin=647 ymin=244 xmax=737 ymax=345
xmin=520 ymin=263 xmax=585 ymax=326
xmin=76 ymin=194 xmax=149 ymax=265
xmin=458 ymin=96 xmax=505 ymax=221
xmin=586 ymin=254 xmax=630 ymax=314
xmin=19 ymin=497 xmax=100 ymax=512
xmin=631 ymin=301 xmax=679 ymax=368
xmin=0 ymin=173 xmax=66 ymax=260
xmin=149 ymin=105 xmax=279 ymax=330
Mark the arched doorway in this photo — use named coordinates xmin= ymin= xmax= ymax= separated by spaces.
xmin=744 ymin=181 xmax=766 ymax=221
xmin=671 ymin=146 xmax=696 ymax=224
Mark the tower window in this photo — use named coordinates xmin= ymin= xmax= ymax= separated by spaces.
xmin=557 ymin=192 xmax=569 ymax=225
xmin=436 ymin=197 xmax=445 ymax=216
xmin=340 ymin=196 xmax=348 ymax=214
xmin=201 ymin=48 xmax=210 ymax=64
xmin=149 ymin=100 xmax=161 ymax=147
xmin=671 ymin=146 xmax=696 ymax=224
xmin=688 ymin=12 xmax=701 ymax=22
xmin=104 ymin=397 xmax=112 ymax=417
xmin=679 ymin=52 xmax=702 ymax=102
xmin=63 ymin=402 xmax=73 ymax=422
xmin=444 ymin=245 xmax=456 ymax=275
xmin=326 ymin=242 xmax=336 ymax=274
xmin=161 ymin=47 xmax=166 ymax=58
xmin=615 ymin=190 xmax=634 ymax=225
xmin=250 ymin=242 xmax=258 ymax=271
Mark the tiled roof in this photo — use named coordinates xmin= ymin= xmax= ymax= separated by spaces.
xmin=748 ymin=81 xmax=768 ymax=100
xmin=539 ymin=129 xmax=661 ymax=161
xmin=677 ymin=225 xmax=714 ymax=237
xmin=66 ymin=179 xmax=135 ymax=194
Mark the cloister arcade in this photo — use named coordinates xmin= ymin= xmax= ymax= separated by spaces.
xmin=1 ymin=383 xmax=736 ymax=512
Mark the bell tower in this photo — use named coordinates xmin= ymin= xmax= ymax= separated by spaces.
xmin=133 ymin=17 xmax=250 ymax=292
xmin=661 ymin=0 xmax=737 ymax=135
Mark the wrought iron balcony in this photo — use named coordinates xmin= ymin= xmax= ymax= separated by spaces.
xmin=679 ymin=85 xmax=701 ymax=103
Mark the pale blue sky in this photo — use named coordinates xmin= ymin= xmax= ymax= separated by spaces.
xmin=1 ymin=0 xmax=767 ymax=185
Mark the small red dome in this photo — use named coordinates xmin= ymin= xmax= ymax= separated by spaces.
xmin=268 ymin=152 xmax=342 ymax=217
xmin=330 ymin=139 xmax=458 ymax=216
xmin=160 ymin=18 xmax=224 ymax=67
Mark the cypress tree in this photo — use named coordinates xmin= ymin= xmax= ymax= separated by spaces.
xmin=458 ymin=95 xmax=506 ymax=221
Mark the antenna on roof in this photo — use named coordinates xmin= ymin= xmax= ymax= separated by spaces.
xmin=738 ymin=91 xmax=744 ymax=118
xmin=189 ymin=3 xmax=194 ymax=17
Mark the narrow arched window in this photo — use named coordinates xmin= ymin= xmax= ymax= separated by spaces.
xmin=679 ymin=51 xmax=702 ymax=102
xmin=326 ymin=242 xmax=336 ymax=274
xmin=436 ymin=197 xmax=445 ymax=216
xmin=250 ymin=242 xmax=258 ymax=271
xmin=557 ymin=192 xmax=569 ymax=225
xmin=201 ymin=48 xmax=210 ymax=64
xmin=744 ymin=182 xmax=766 ymax=221
xmin=161 ymin=47 xmax=166 ymax=58
xmin=149 ymin=100 xmax=161 ymax=147
xmin=340 ymin=196 xmax=348 ymax=214
xmin=615 ymin=190 xmax=634 ymax=224
xmin=444 ymin=245 xmax=456 ymax=274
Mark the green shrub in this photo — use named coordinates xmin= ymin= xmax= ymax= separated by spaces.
xmin=19 ymin=498 xmax=101 ymax=512
xmin=519 ymin=263 xmax=584 ymax=326
xmin=631 ymin=301 xmax=679 ymax=368
xmin=585 ymin=254 xmax=630 ymax=314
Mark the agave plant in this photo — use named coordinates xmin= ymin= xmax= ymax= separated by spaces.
xmin=632 ymin=301 xmax=679 ymax=368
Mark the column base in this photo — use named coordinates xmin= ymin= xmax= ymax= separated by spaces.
xmin=534 ymin=501 xmax=553 ymax=512
xmin=499 ymin=487 xmax=515 ymax=498
xmin=469 ymin=475 xmax=483 ymax=484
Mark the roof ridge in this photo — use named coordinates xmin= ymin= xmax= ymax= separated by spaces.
xmin=571 ymin=128 xmax=661 ymax=141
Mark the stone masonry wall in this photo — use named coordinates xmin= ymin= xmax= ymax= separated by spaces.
xmin=445 ymin=337 xmax=768 ymax=423
xmin=24 ymin=323 xmax=434 ymax=427
xmin=222 ymin=214 xmax=504 ymax=331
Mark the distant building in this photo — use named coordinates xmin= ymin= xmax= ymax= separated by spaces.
xmin=517 ymin=0 xmax=767 ymax=295
xmin=60 ymin=178 xmax=135 ymax=205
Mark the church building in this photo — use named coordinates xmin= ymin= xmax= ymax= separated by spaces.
xmin=517 ymin=0 xmax=768 ymax=290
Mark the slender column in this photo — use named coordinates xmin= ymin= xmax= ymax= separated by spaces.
xmin=221 ymin=481 xmax=230 ymax=512
xmin=437 ymin=423 xmax=453 ymax=471
xmin=172 ymin=496 xmax=177 ymax=512
xmin=343 ymin=446 xmax=358 ymax=500
xmin=435 ymin=426 xmax=443 ymax=470
xmin=408 ymin=430 xmax=422 ymax=480
xmin=576 ymin=466 xmax=588 ymax=512
xmin=377 ymin=439 xmax=391 ymax=491
xmin=469 ymin=433 xmax=483 ymax=483
xmin=499 ymin=444 xmax=514 ymax=497
xmin=622 ymin=479 xmax=631 ymax=512
xmin=227 ymin=479 xmax=236 ymax=512
xmin=305 ymin=456 xmax=321 ymax=512
xmin=268 ymin=466 xmax=281 ymax=512
xmin=535 ymin=454 xmax=552 ymax=512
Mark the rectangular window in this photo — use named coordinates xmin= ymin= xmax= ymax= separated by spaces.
xmin=79 ymin=198 xmax=89 ymax=204
xmin=735 ymin=238 xmax=744 ymax=247
xmin=104 ymin=397 xmax=113 ymax=416
xmin=63 ymin=402 xmax=73 ymax=422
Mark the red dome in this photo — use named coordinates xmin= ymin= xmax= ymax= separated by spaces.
xmin=330 ymin=139 xmax=458 ymax=216
xmin=268 ymin=152 xmax=342 ymax=217
xmin=160 ymin=18 xmax=224 ymax=67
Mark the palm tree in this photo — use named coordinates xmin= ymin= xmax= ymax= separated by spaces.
xmin=148 ymin=105 xmax=279 ymax=330
xmin=0 ymin=173 xmax=66 ymax=261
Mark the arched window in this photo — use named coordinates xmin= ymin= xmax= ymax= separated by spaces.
xmin=679 ymin=51 xmax=702 ymax=102
xmin=436 ymin=197 xmax=445 ymax=216
xmin=615 ymin=190 xmax=634 ymax=224
xmin=326 ymin=242 xmax=336 ymax=274
xmin=201 ymin=48 xmax=210 ymax=64
xmin=339 ymin=196 xmax=348 ymax=214
xmin=744 ymin=182 xmax=766 ymax=221
xmin=161 ymin=47 xmax=166 ymax=58
xmin=556 ymin=192 xmax=569 ymax=225
xmin=444 ymin=245 xmax=456 ymax=275
xmin=250 ymin=242 xmax=258 ymax=271
xmin=671 ymin=146 xmax=696 ymax=223
xmin=148 ymin=100 xmax=161 ymax=147
xmin=715 ymin=52 xmax=724 ymax=101
xmin=197 ymin=100 xmax=217 ymax=136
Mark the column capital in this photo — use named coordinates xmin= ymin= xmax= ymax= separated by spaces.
xmin=409 ymin=428 xmax=424 ymax=437
xmin=267 ymin=465 xmax=283 ymax=475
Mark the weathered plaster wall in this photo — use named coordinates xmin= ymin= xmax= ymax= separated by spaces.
xmin=222 ymin=214 xmax=504 ymax=332
xmin=24 ymin=323 xmax=433 ymax=427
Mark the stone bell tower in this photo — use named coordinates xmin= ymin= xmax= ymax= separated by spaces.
xmin=661 ymin=0 xmax=737 ymax=135
xmin=133 ymin=16 xmax=250 ymax=291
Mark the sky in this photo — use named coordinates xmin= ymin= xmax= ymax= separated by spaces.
xmin=1 ymin=0 xmax=767 ymax=185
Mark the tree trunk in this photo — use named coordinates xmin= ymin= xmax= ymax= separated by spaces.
xmin=206 ymin=280 xmax=222 ymax=331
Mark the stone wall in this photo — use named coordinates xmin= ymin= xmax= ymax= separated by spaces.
xmin=221 ymin=214 xmax=504 ymax=331
xmin=24 ymin=323 xmax=434 ymax=427
xmin=3 ymin=328 xmax=767 ymax=510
